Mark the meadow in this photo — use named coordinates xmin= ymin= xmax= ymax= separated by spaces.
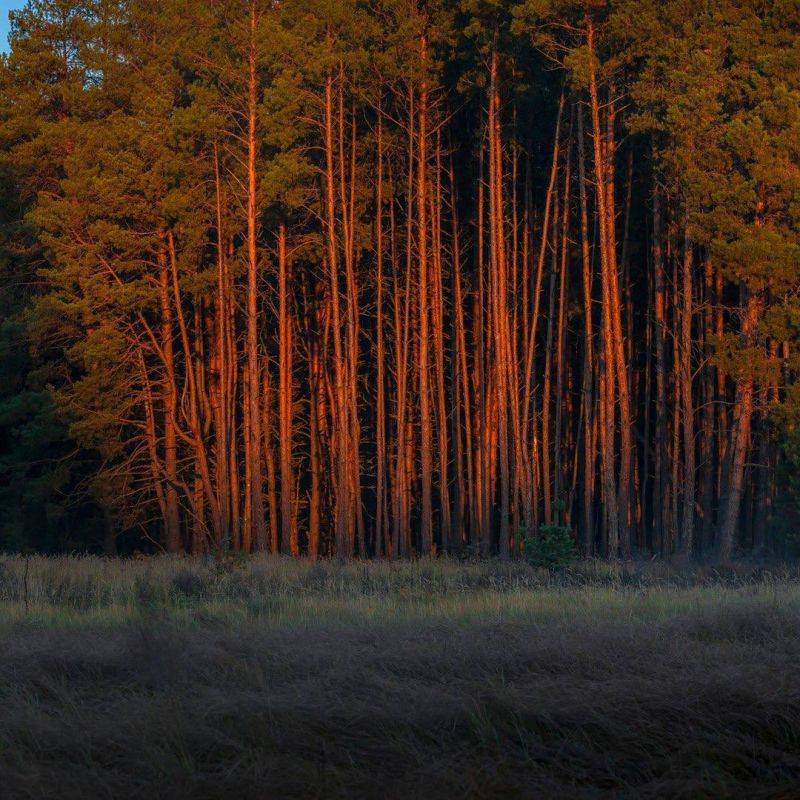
xmin=1 ymin=555 xmax=799 ymax=799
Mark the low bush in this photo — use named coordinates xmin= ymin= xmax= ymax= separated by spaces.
xmin=522 ymin=513 xmax=577 ymax=569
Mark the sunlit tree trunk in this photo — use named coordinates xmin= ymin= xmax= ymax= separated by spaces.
xmin=277 ymin=224 xmax=297 ymax=555
xmin=324 ymin=61 xmax=352 ymax=559
xmin=417 ymin=35 xmax=434 ymax=555
xmin=432 ymin=131 xmax=451 ymax=553
xmin=719 ymin=289 xmax=761 ymax=562
xmin=488 ymin=49 xmax=510 ymax=558
xmin=157 ymin=246 xmax=181 ymax=553
xmin=576 ymin=106 xmax=595 ymax=556
xmin=375 ymin=105 xmax=387 ymax=558
xmin=245 ymin=3 xmax=267 ymax=551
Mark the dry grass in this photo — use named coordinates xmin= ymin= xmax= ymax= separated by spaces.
xmin=1 ymin=556 xmax=799 ymax=799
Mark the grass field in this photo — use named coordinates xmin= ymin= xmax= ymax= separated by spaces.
xmin=1 ymin=556 xmax=799 ymax=799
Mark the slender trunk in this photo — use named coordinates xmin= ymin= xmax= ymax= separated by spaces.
xmin=139 ymin=351 xmax=168 ymax=547
xmin=157 ymin=247 xmax=181 ymax=552
xmin=375 ymin=104 xmax=387 ymax=558
xmin=393 ymin=93 xmax=414 ymax=557
xmin=718 ymin=290 xmax=761 ymax=562
xmin=670 ymin=249 xmax=680 ymax=552
xmin=577 ymin=106 xmax=595 ymax=556
xmin=522 ymin=94 xmax=565 ymax=518
xmin=309 ymin=327 xmax=322 ymax=560
xmin=680 ymin=227 xmax=695 ymax=557
xmin=262 ymin=369 xmax=279 ymax=553
xmin=340 ymin=95 xmax=364 ymax=557
xmin=474 ymin=145 xmax=487 ymax=552
xmin=432 ymin=130 xmax=451 ymax=552
xmin=246 ymin=5 xmax=267 ymax=550
xmin=277 ymin=224 xmax=297 ymax=555
xmin=324 ymin=63 xmax=352 ymax=558
xmin=641 ymin=254 xmax=653 ymax=551
xmin=716 ymin=269 xmax=729 ymax=532
xmin=542 ymin=188 xmax=558 ymax=526
xmin=586 ymin=36 xmax=619 ymax=556
xmin=212 ymin=145 xmax=232 ymax=547
xmin=488 ymin=49 xmax=510 ymax=558
xmin=553 ymin=126 xmax=572 ymax=512
xmin=700 ymin=256 xmax=716 ymax=553
xmin=417 ymin=35 xmax=434 ymax=555
xmin=753 ymin=341 xmax=778 ymax=553
xmin=652 ymin=181 xmax=667 ymax=554
xmin=600 ymin=78 xmax=631 ymax=556
xmin=167 ymin=233 xmax=219 ymax=546
xmin=450 ymin=155 xmax=473 ymax=551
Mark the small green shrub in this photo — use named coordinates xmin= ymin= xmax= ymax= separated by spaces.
xmin=522 ymin=511 xmax=577 ymax=569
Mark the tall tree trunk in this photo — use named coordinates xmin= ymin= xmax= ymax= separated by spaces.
xmin=277 ymin=224 xmax=297 ymax=555
xmin=700 ymin=256 xmax=716 ymax=554
xmin=308 ymin=322 xmax=322 ymax=560
xmin=157 ymin=247 xmax=181 ymax=553
xmin=451 ymin=155 xmax=473 ymax=552
xmin=586 ymin=35 xmax=619 ymax=556
xmin=262 ymin=369 xmax=279 ymax=554
xmin=553 ymin=125 xmax=572 ymax=514
xmin=600 ymin=79 xmax=632 ymax=557
xmin=680 ymin=227 xmax=695 ymax=558
xmin=542 ymin=187 xmax=558 ymax=526
xmin=375 ymin=104 xmax=387 ymax=558
xmin=670 ymin=250 xmax=681 ymax=553
xmin=718 ymin=290 xmax=761 ymax=562
xmin=576 ymin=105 xmax=595 ymax=556
xmin=432 ymin=130 xmax=452 ymax=552
xmin=167 ymin=233 xmax=219 ymax=547
xmin=417 ymin=35 xmax=434 ymax=555
xmin=340 ymin=94 xmax=364 ymax=557
xmin=212 ymin=144 xmax=231 ymax=547
xmin=474 ymin=146 xmax=488 ymax=552
xmin=753 ymin=340 xmax=778 ymax=554
xmin=245 ymin=4 xmax=267 ymax=550
xmin=324 ymin=62 xmax=352 ymax=559
xmin=488 ymin=48 xmax=510 ymax=559
xmin=522 ymin=93 xmax=565 ymax=529
xmin=652 ymin=181 xmax=667 ymax=554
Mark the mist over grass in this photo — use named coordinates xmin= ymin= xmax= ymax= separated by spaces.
xmin=1 ymin=556 xmax=799 ymax=798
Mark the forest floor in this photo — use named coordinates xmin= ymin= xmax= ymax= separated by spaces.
xmin=0 ymin=556 xmax=799 ymax=799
